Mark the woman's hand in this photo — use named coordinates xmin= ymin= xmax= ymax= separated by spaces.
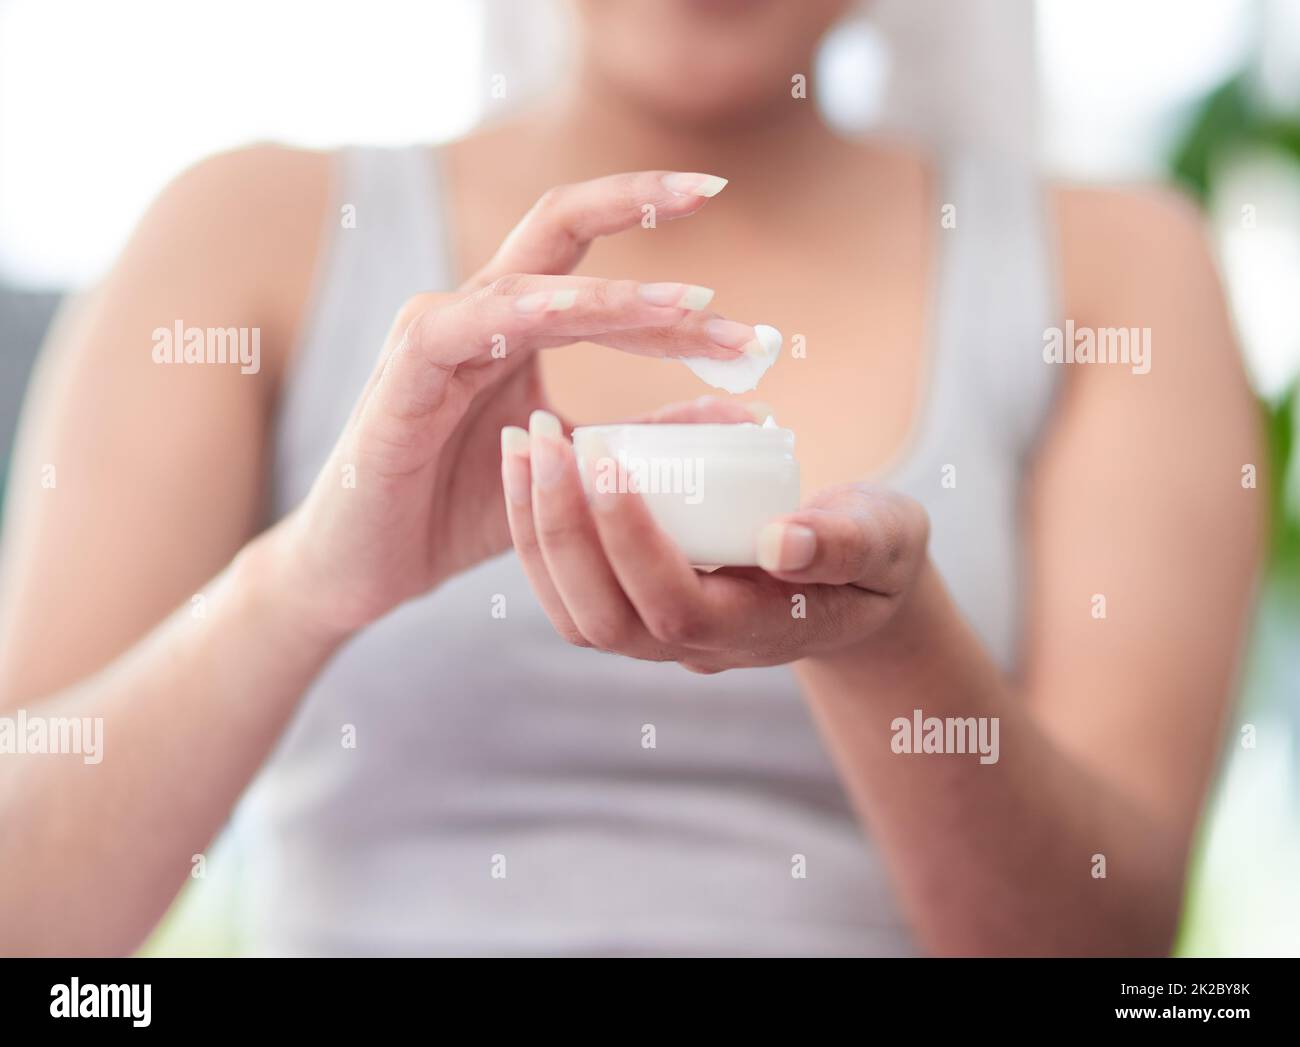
xmin=501 ymin=411 xmax=931 ymax=672
xmin=268 ymin=171 xmax=771 ymax=636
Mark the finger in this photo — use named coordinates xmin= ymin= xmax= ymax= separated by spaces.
xmin=583 ymin=469 xmax=814 ymax=652
xmin=485 ymin=276 xmax=775 ymax=362
xmin=527 ymin=410 xmax=666 ymax=657
xmin=343 ymin=290 xmax=459 ymax=432
xmin=755 ymin=484 xmax=929 ymax=594
xmin=592 ymin=317 xmax=774 ymax=361
xmin=434 ymin=275 xmax=756 ymax=365
xmin=575 ymin=431 xmax=814 ymax=650
xmin=572 ymin=431 xmax=728 ymax=649
xmin=466 ymin=170 xmax=728 ymax=289
xmin=365 ymin=276 xmax=742 ymax=431
xmin=574 ymin=439 xmax=884 ymax=660
xmin=500 ymin=425 xmax=586 ymax=646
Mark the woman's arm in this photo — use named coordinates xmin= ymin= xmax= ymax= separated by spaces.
xmin=0 ymin=154 xmax=758 ymax=954
xmin=0 ymin=528 xmax=348 ymax=955
xmin=499 ymin=184 xmax=1262 ymax=956
xmin=796 ymin=186 xmax=1264 ymax=955
xmin=0 ymin=146 xmax=334 ymax=955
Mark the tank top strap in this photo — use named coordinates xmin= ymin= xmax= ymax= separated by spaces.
xmin=271 ymin=145 xmax=455 ymax=515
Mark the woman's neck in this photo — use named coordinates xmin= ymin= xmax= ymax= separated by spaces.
xmin=531 ymin=59 xmax=852 ymax=202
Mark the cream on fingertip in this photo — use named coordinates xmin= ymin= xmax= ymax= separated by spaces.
xmin=681 ymin=324 xmax=782 ymax=394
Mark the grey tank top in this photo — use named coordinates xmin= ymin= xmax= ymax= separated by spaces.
xmin=234 ymin=144 xmax=1060 ymax=956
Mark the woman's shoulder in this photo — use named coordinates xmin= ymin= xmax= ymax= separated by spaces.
xmin=147 ymin=143 xmax=334 ymax=252
xmin=1053 ymin=180 xmax=1207 ymax=258
xmin=1051 ymin=180 xmax=1216 ymax=322
xmin=131 ymin=144 xmax=336 ymax=387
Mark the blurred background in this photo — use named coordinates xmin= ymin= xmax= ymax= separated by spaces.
xmin=1 ymin=0 xmax=1296 ymax=956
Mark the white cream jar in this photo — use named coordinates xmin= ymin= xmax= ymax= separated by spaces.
xmin=572 ymin=421 xmax=800 ymax=566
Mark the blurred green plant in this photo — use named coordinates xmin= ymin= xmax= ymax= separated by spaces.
xmin=1262 ymin=382 xmax=1300 ymax=590
xmin=1171 ymin=73 xmax=1300 ymax=595
xmin=1169 ymin=70 xmax=1300 ymax=957
xmin=1171 ymin=74 xmax=1300 ymax=198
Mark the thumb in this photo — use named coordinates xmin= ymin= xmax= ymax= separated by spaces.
xmin=755 ymin=484 xmax=929 ymax=594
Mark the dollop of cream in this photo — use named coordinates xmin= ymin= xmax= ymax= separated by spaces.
xmin=680 ymin=324 xmax=781 ymax=394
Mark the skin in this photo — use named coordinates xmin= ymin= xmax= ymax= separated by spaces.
xmin=0 ymin=0 xmax=1262 ymax=955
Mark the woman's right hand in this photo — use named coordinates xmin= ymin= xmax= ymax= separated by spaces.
xmin=267 ymin=170 xmax=767 ymax=637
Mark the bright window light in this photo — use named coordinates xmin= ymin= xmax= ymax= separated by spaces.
xmin=0 ymin=0 xmax=483 ymax=289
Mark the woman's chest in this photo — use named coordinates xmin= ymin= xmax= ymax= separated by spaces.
xmin=537 ymin=223 xmax=933 ymax=494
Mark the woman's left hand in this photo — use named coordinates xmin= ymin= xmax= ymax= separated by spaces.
xmin=501 ymin=408 xmax=931 ymax=673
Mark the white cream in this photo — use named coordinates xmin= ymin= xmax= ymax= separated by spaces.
xmin=573 ymin=421 xmax=800 ymax=566
xmin=680 ymin=324 xmax=782 ymax=394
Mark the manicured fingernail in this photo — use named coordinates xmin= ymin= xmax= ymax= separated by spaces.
xmin=662 ymin=172 xmax=729 ymax=197
xmin=501 ymin=426 xmax=530 ymax=504
xmin=744 ymin=401 xmax=774 ymax=422
xmin=638 ymin=282 xmax=715 ymax=310
xmin=528 ymin=410 xmax=566 ymax=487
xmin=502 ymin=425 xmax=530 ymax=457
xmin=516 ymin=289 xmax=577 ymax=313
xmin=705 ymin=317 xmax=754 ymax=352
xmin=529 ymin=409 xmax=562 ymax=439
xmin=757 ymin=522 xmax=816 ymax=572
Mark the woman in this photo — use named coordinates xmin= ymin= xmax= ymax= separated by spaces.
xmin=0 ymin=0 xmax=1262 ymax=955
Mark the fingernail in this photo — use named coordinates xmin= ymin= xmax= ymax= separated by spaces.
xmin=638 ymin=282 xmax=715 ymax=310
xmin=516 ymin=289 xmax=577 ymax=313
xmin=528 ymin=410 xmax=566 ymax=487
xmin=502 ymin=425 xmax=530 ymax=457
xmin=528 ymin=409 xmax=562 ymax=439
xmin=500 ymin=426 xmax=530 ymax=504
xmin=662 ymin=172 xmax=729 ymax=198
xmin=744 ymin=401 xmax=774 ymax=422
xmin=705 ymin=317 xmax=754 ymax=352
xmin=757 ymin=522 xmax=816 ymax=572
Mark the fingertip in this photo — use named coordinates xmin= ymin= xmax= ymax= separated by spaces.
xmin=637 ymin=282 xmax=715 ymax=310
xmin=661 ymin=172 xmax=729 ymax=198
xmin=699 ymin=317 xmax=761 ymax=360
xmin=501 ymin=426 xmax=532 ymax=505
xmin=501 ymin=425 xmax=530 ymax=457
xmin=528 ymin=409 xmax=563 ymax=441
